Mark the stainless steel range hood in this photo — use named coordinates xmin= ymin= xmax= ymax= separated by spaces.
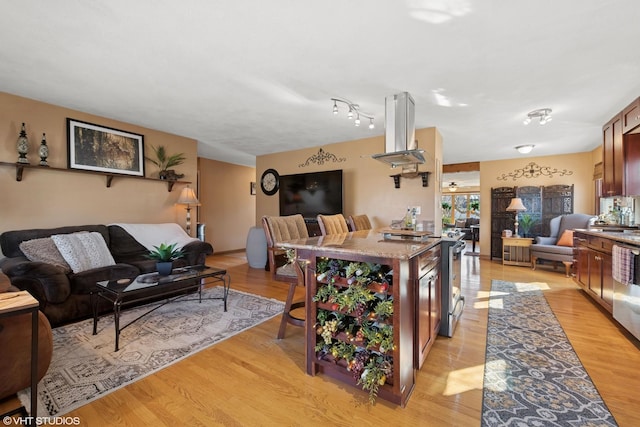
xmin=371 ymin=92 xmax=425 ymax=168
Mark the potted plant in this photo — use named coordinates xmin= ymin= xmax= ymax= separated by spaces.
xmin=470 ymin=200 xmax=480 ymax=213
xmin=145 ymin=145 xmax=187 ymax=180
xmin=146 ymin=242 xmax=185 ymax=276
xmin=518 ymin=214 xmax=537 ymax=237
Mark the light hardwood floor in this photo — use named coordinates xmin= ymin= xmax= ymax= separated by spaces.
xmin=2 ymin=248 xmax=639 ymax=426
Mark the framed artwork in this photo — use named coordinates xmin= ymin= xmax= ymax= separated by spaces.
xmin=67 ymin=118 xmax=145 ymax=176
xmin=250 ymin=182 xmax=256 ymax=195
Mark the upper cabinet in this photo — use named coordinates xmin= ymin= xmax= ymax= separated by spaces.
xmin=602 ymin=113 xmax=623 ymax=196
xmin=622 ymin=97 xmax=640 ymax=134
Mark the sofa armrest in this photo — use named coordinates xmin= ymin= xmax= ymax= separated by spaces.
xmin=535 ymin=236 xmax=557 ymax=245
xmin=181 ymin=240 xmax=214 ymax=266
xmin=0 ymin=258 xmax=71 ymax=304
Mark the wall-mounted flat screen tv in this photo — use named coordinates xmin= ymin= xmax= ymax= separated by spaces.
xmin=279 ymin=169 xmax=343 ymax=220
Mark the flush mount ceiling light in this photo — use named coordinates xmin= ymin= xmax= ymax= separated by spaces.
xmin=449 ymin=182 xmax=457 ymax=192
xmin=523 ymin=108 xmax=552 ymax=125
xmin=515 ymin=144 xmax=535 ymax=154
xmin=331 ymin=97 xmax=375 ymax=129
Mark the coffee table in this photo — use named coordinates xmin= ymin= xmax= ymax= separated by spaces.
xmin=92 ymin=265 xmax=230 ymax=351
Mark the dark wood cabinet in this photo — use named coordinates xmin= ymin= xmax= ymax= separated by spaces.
xmin=622 ymin=97 xmax=640 ymax=133
xmin=624 ymin=133 xmax=640 ymax=196
xmin=490 ymin=187 xmax=515 ymax=259
xmin=603 ymin=114 xmax=624 ymax=196
xmin=415 ymin=246 xmax=440 ymax=369
xmin=573 ymin=231 xmax=613 ymax=313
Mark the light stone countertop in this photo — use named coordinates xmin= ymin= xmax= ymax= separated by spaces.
xmin=575 ymin=228 xmax=640 ymax=246
xmin=278 ymin=229 xmax=441 ymax=260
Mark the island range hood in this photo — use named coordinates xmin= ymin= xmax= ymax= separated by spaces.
xmin=371 ymin=91 xmax=425 ymax=168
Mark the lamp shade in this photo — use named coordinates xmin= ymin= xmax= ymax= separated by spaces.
xmin=506 ymin=197 xmax=526 ymax=212
xmin=176 ymin=187 xmax=201 ymax=206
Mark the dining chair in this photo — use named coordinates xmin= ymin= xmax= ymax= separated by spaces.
xmin=317 ymin=214 xmax=349 ymax=235
xmin=347 ymin=214 xmax=372 ymax=231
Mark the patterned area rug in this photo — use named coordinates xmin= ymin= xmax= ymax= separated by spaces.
xmin=19 ymin=287 xmax=284 ymax=417
xmin=482 ymin=280 xmax=618 ymax=427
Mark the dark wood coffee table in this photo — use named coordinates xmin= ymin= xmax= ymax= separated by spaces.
xmin=92 ymin=265 xmax=230 ymax=351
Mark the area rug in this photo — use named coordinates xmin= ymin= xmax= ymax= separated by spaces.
xmin=481 ymin=280 xmax=618 ymax=427
xmin=19 ymin=286 xmax=284 ymax=417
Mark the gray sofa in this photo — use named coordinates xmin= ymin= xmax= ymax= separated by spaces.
xmin=530 ymin=213 xmax=596 ymax=276
xmin=0 ymin=224 xmax=213 ymax=326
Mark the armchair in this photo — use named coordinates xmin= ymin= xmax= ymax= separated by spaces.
xmin=531 ymin=213 xmax=596 ymax=276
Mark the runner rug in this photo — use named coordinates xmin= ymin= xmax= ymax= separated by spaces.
xmin=481 ymin=280 xmax=618 ymax=426
xmin=19 ymin=286 xmax=284 ymax=417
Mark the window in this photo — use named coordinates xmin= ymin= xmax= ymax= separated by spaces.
xmin=442 ymin=193 xmax=479 ymax=225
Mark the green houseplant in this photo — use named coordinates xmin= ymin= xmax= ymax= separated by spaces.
xmin=146 ymin=145 xmax=187 ymax=180
xmin=518 ymin=214 xmax=537 ymax=237
xmin=146 ymin=243 xmax=185 ymax=276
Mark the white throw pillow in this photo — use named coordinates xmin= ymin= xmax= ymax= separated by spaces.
xmin=51 ymin=232 xmax=116 ymax=274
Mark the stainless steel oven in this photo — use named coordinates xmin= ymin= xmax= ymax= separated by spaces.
xmin=613 ymin=247 xmax=640 ymax=341
xmin=439 ymin=237 xmax=465 ymax=337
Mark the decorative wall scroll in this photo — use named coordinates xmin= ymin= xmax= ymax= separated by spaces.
xmin=298 ymin=148 xmax=346 ymax=168
xmin=497 ymin=161 xmax=573 ymax=181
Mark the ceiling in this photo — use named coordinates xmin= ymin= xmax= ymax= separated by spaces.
xmin=1 ymin=1 xmax=639 ymax=168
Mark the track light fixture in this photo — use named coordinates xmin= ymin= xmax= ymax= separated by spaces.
xmin=331 ymin=97 xmax=375 ymax=129
xmin=449 ymin=182 xmax=457 ymax=192
xmin=523 ymin=108 xmax=552 ymax=125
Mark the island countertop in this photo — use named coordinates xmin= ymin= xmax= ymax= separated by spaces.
xmin=277 ymin=229 xmax=441 ymax=260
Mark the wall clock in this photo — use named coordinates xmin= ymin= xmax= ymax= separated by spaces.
xmin=260 ymin=168 xmax=280 ymax=196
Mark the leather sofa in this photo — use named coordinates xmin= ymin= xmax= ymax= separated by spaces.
xmin=0 ymin=224 xmax=213 ymax=326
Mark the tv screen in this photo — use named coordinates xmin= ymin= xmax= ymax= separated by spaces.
xmin=279 ymin=170 xmax=343 ymax=220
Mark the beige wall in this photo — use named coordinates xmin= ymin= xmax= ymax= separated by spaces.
xmin=478 ymin=151 xmax=596 ymax=256
xmin=255 ymin=128 xmax=443 ymax=232
xmin=198 ymin=158 xmax=256 ymax=252
xmin=0 ymin=92 xmax=199 ymax=255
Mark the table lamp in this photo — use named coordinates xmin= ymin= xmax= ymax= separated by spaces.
xmin=176 ymin=186 xmax=201 ymax=235
xmin=506 ymin=197 xmax=527 ymax=237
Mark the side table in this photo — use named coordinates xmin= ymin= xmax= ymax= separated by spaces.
xmin=0 ymin=291 xmax=39 ymax=418
xmin=502 ymin=237 xmax=534 ymax=267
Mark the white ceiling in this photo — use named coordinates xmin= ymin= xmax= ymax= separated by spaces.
xmin=1 ymin=1 xmax=639 ymax=167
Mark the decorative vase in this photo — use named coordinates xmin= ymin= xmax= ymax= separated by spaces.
xmin=156 ymin=261 xmax=173 ymax=276
xmin=16 ymin=122 xmax=29 ymax=164
xmin=39 ymin=133 xmax=49 ymax=166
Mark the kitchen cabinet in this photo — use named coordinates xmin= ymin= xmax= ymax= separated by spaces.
xmin=414 ymin=246 xmax=440 ymax=369
xmin=602 ymin=114 xmax=624 ymax=196
xmin=574 ymin=231 xmax=613 ymax=312
xmin=622 ymin=97 xmax=640 ymax=134
xmin=624 ymin=133 xmax=640 ymax=196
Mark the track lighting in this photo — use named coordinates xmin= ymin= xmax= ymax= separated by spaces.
xmin=524 ymin=108 xmax=552 ymax=125
xmin=331 ymin=97 xmax=375 ymax=129
xmin=449 ymin=182 xmax=457 ymax=192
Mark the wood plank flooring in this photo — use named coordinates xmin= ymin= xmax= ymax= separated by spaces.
xmin=1 ymin=248 xmax=639 ymax=426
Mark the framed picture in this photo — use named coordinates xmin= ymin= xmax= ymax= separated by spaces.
xmin=67 ymin=118 xmax=145 ymax=176
xmin=250 ymin=182 xmax=256 ymax=195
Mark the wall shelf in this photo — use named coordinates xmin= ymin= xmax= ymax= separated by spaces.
xmin=0 ymin=161 xmax=190 ymax=192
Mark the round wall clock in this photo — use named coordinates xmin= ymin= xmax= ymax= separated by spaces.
xmin=260 ymin=168 xmax=280 ymax=195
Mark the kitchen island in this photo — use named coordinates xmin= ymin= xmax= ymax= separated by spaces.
xmin=279 ymin=229 xmax=441 ymax=406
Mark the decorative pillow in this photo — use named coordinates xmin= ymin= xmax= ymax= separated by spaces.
xmin=556 ymin=230 xmax=574 ymax=247
xmin=19 ymin=237 xmax=72 ymax=273
xmin=455 ymin=219 xmax=467 ymax=228
xmin=51 ymin=232 xmax=116 ymax=274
